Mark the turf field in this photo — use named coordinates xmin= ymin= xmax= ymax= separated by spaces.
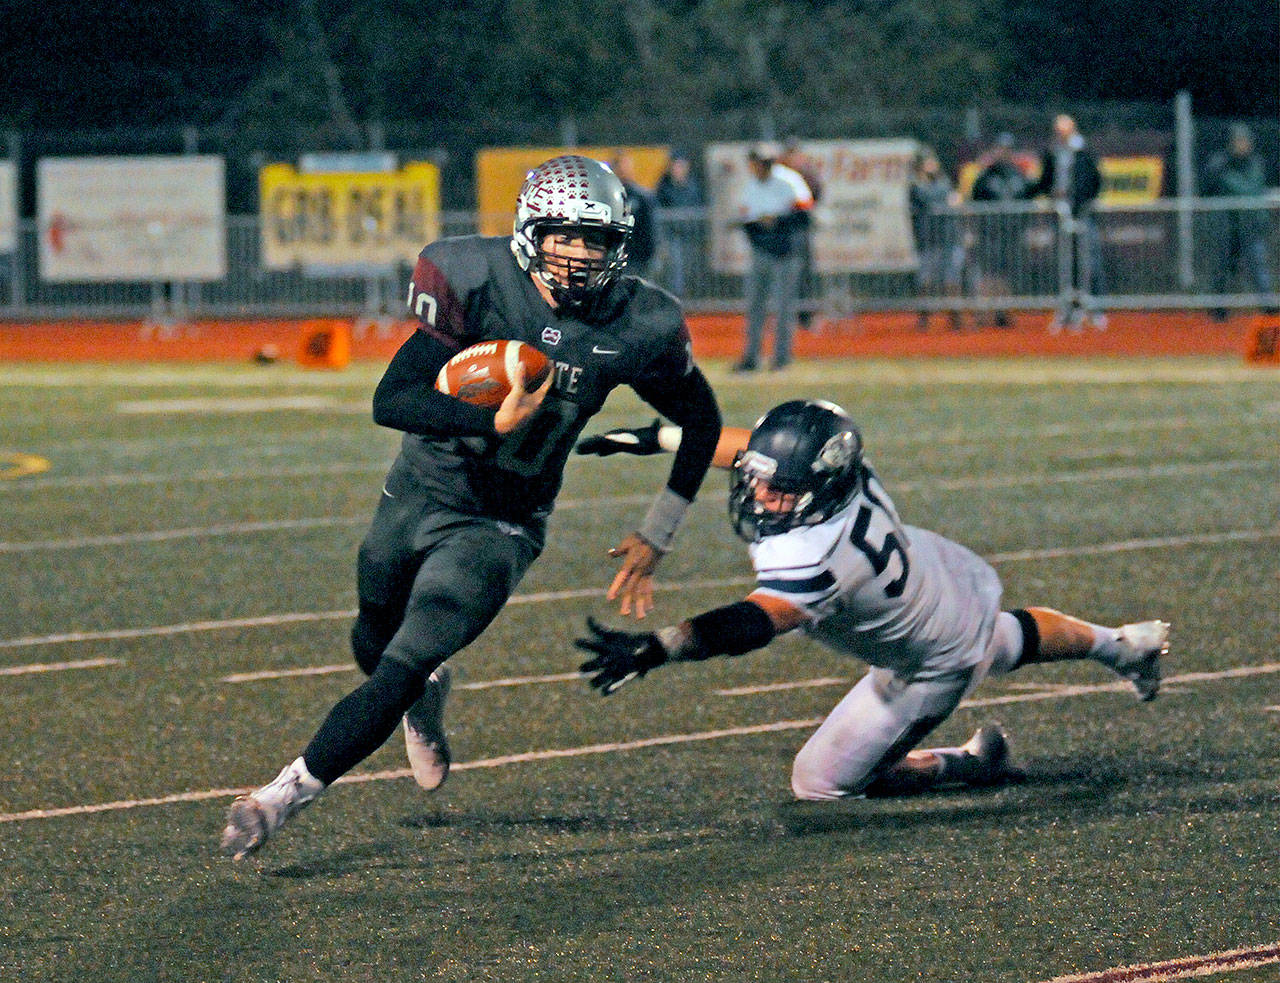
xmin=2 ymin=356 xmax=1278 ymax=983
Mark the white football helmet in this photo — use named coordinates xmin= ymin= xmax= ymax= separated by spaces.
xmin=511 ymin=155 xmax=634 ymax=310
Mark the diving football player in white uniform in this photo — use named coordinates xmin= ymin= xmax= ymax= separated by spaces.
xmin=574 ymin=401 xmax=1169 ymax=799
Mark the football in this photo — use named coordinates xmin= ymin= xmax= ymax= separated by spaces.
xmin=434 ymin=340 xmax=551 ymax=408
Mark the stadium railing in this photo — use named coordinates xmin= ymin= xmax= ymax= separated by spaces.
xmin=1 ymin=198 xmax=1277 ymax=321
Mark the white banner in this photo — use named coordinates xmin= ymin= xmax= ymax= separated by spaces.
xmin=37 ymin=156 xmax=226 ymax=282
xmin=706 ymin=139 xmax=919 ymax=274
xmin=0 ymin=161 xmax=15 ymax=254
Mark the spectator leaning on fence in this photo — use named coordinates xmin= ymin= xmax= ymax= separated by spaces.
xmin=1204 ymin=124 xmax=1277 ymax=321
xmin=1022 ymin=114 xmax=1106 ymax=333
xmin=969 ymin=132 xmax=1028 ymax=328
xmin=908 ymin=150 xmax=966 ymax=332
xmin=734 ymin=142 xmax=814 ymax=373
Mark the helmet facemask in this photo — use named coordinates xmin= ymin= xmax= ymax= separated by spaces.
xmin=528 ymin=221 xmax=630 ymax=312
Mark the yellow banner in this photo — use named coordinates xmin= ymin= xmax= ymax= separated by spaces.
xmin=259 ymin=163 xmax=440 ymax=271
xmin=476 ymin=147 xmax=670 ymax=237
xmin=959 ymin=155 xmax=1162 ymax=204
xmin=1099 ymin=156 xmax=1164 ymax=204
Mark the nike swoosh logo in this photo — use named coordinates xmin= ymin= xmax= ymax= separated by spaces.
xmin=592 ymin=346 xmax=620 ymax=355
xmin=381 ymin=484 xmax=397 ymax=499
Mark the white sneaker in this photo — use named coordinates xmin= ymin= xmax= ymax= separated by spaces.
xmin=1113 ymin=620 xmax=1170 ymax=702
xmin=961 ymin=723 xmax=1011 ymax=787
xmin=404 ymin=666 xmax=452 ymax=791
xmin=220 ymin=757 xmax=324 ymax=859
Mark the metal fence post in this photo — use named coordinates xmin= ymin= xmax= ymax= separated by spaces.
xmin=1175 ymin=91 xmax=1196 ymax=289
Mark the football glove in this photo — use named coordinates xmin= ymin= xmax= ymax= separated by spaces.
xmin=575 ymin=616 xmax=670 ymax=695
xmin=574 ymin=418 xmax=663 ymax=457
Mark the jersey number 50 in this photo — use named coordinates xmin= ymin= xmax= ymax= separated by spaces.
xmin=849 ymin=502 xmax=910 ymax=598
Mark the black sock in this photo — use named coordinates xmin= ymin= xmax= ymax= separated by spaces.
xmin=302 ymin=658 xmax=426 ymax=785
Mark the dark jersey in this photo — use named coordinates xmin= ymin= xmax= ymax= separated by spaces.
xmin=388 ymin=235 xmax=713 ymax=522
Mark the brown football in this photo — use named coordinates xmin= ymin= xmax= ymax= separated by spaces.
xmin=434 ymin=340 xmax=552 ymax=408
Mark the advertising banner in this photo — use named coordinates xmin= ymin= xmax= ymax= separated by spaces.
xmin=37 ymin=155 xmax=226 ymax=282
xmin=475 ymin=146 xmax=670 ymax=237
xmin=706 ymin=139 xmax=919 ymax=274
xmin=259 ymin=162 xmax=440 ymax=273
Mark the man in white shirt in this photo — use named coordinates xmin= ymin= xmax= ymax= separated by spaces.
xmin=735 ymin=144 xmax=814 ymax=372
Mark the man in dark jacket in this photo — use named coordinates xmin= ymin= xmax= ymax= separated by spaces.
xmin=1205 ymin=124 xmax=1276 ymax=320
xmin=1024 ymin=114 xmax=1106 ymax=331
xmin=970 ymin=133 xmax=1028 ymax=327
xmin=613 ymin=151 xmax=659 ymax=280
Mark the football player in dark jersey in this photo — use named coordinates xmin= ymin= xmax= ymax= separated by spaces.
xmin=221 ymin=155 xmax=722 ymax=859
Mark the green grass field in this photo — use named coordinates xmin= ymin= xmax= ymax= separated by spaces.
xmin=2 ymin=356 xmax=1278 ymax=983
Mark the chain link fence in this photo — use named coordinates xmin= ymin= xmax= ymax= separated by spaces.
xmin=2 ymin=197 xmax=1278 ymax=320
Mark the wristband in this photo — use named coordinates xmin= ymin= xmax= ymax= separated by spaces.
xmin=636 ymin=486 xmax=691 ymax=553
xmin=660 ymin=601 xmax=777 ymax=661
xmin=656 ymin=425 xmax=683 ymax=453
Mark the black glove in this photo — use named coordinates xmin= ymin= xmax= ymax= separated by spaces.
xmin=575 ymin=616 xmax=671 ymax=695
xmin=574 ymin=418 xmax=663 ymax=457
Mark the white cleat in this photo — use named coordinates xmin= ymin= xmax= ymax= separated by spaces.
xmin=404 ymin=666 xmax=452 ymax=791
xmin=961 ymin=723 xmax=1011 ymax=787
xmin=220 ymin=757 xmax=323 ymax=860
xmin=1113 ymin=620 xmax=1170 ymax=702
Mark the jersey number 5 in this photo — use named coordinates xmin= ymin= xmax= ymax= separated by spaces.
xmin=849 ymin=503 xmax=910 ymax=598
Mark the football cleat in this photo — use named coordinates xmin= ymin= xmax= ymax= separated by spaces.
xmin=1113 ymin=620 xmax=1169 ymax=701
xmin=961 ymin=723 xmax=1011 ymax=787
xmin=404 ymin=666 xmax=452 ymax=791
xmin=220 ymin=757 xmax=323 ymax=860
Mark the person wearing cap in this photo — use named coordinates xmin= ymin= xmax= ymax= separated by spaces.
xmin=1204 ymin=123 xmax=1276 ymax=320
xmin=970 ymin=133 xmax=1029 ymax=328
xmin=734 ymin=142 xmax=815 ymax=372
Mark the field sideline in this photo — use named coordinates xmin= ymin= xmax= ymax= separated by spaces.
xmin=1 ymin=355 xmax=1278 ymax=982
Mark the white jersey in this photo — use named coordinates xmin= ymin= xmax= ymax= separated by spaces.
xmin=748 ymin=468 xmax=1003 ymax=677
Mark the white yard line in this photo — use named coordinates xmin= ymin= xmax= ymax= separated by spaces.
xmin=1 ymin=661 xmax=1277 ymax=825
xmin=113 ymin=395 xmax=358 ymax=414
xmin=714 ymin=678 xmax=850 ymax=696
xmin=0 ymin=517 xmax=360 ymax=553
xmin=2 ymin=455 xmax=1272 ymax=501
xmin=3 ymin=527 xmax=1277 ymax=652
xmin=1037 ymin=940 xmax=1280 ymax=983
xmin=0 ymin=462 xmax=385 ymax=493
xmin=0 ymin=657 xmax=122 ymax=676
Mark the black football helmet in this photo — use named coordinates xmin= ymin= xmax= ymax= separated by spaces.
xmin=511 ymin=155 xmax=634 ymax=313
xmin=729 ymin=400 xmax=864 ymax=542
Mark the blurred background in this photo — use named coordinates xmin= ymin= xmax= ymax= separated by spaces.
xmin=1 ymin=0 xmax=1278 ymax=329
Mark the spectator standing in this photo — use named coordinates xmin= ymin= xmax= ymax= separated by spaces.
xmin=1022 ymin=114 xmax=1105 ymax=332
xmin=969 ymin=132 xmax=1028 ymax=328
xmin=1204 ymin=123 xmax=1276 ymax=320
xmin=655 ymin=151 xmax=704 ymax=300
xmin=612 ymin=151 xmax=659 ymax=280
xmin=735 ymin=142 xmax=814 ymax=373
xmin=908 ymin=151 xmax=966 ymax=331
xmin=781 ymin=137 xmax=824 ymax=331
